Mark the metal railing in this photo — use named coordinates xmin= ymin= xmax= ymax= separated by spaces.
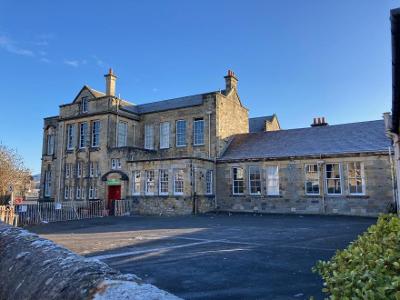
xmin=0 ymin=200 xmax=107 ymax=227
xmin=114 ymin=199 xmax=136 ymax=216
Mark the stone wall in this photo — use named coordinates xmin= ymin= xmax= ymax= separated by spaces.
xmin=216 ymin=154 xmax=394 ymax=217
xmin=0 ymin=222 xmax=180 ymax=300
xmin=126 ymin=195 xmax=215 ymax=216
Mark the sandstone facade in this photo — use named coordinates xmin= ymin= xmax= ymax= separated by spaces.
xmin=40 ymin=70 xmax=395 ymax=217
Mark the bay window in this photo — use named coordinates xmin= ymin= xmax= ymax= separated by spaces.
xmin=159 ymin=169 xmax=169 ymax=195
xmin=145 ymin=170 xmax=155 ymax=195
xmin=174 ymin=169 xmax=184 ymax=195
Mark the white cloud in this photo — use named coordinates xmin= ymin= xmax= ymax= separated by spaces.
xmin=64 ymin=60 xmax=80 ymax=67
xmin=40 ymin=57 xmax=51 ymax=63
xmin=93 ymin=55 xmax=105 ymax=68
xmin=0 ymin=35 xmax=34 ymax=57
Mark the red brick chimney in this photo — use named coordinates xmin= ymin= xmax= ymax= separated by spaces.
xmin=224 ymin=69 xmax=238 ymax=92
xmin=311 ymin=117 xmax=328 ymax=127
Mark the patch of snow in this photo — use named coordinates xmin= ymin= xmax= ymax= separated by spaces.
xmin=93 ymin=280 xmax=181 ymax=300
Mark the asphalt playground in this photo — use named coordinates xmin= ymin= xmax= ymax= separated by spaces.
xmin=29 ymin=213 xmax=375 ymax=300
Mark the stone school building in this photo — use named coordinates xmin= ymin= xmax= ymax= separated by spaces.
xmin=40 ymin=70 xmax=394 ymax=216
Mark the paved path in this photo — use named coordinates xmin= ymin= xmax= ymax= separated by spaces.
xmin=29 ymin=213 xmax=375 ymax=300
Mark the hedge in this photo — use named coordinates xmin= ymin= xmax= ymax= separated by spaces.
xmin=313 ymin=214 xmax=400 ymax=300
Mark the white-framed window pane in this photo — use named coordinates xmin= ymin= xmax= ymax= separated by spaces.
xmin=193 ymin=119 xmax=204 ymax=145
xmin=117 ymin=121 xmax=128 ymax=147
xmin=145 ymin=170 xmax=155 ymax=194
xmin=325 ymin=163 xmax=341 ymax=194
xmin=92 ymin=120 xmax=100 ymax=147
xmin=348 ymin=162 xmax=365 ymax=195
xmin=176 ymin=120 xmax=186 ymax=147
xmin=267 ymin=166 xmax=279 ymax=195
xmin=89 ymin=186 xmax=94 ymax=199
xmin=79 ymin=122 xmax=88 ymax=148
xmin=206 ymin=170 xmax=213 ymax=195
xmin=160 ymin=122 xmax=170 ymax=149
xmin=81 ymin=185 xmax=86 ymax=199
xmin=174 ymin=169 xmax=184 ymax=195
xmin=67 ymin=124 xmax=75 ymax=150
xmin=81 ymin=97 xmax=88 ymax=113
xmin=232 ymin=167 xmax=244 ymax=195
xmin=77 ymin=162 xmax=82 ymax=178
xmin=47 ymin=134 xmax=54 ymax=155
xmin=132 ymin=171 xmax=141 ymax=195
xmin=44 ymin=170 xmax=52 ymax=197
xmin=89 ymin=162 xmax=94 ymax=177
xmin=76 ymin=185 xmax=81 ymax=199
xmin=159 ymin=169 xmax=169 ymax=195
xmin=70 ymin=187 xmax=74 ymax=199
xmin=65 ymin=163 xmax=70 ymax=178
xmin=144 ymin=124 xmax=154 ymax=150
xmin=249 ymin=166 xmax=261 ymax=195
xmin=305 ymin=164 xmax=320 ymax=195
xmin=64 ymin=185 xmax=69 ymax=200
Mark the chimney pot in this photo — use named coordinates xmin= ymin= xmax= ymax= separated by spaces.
xmin=224 ymin=70 xmax=238 ymax=93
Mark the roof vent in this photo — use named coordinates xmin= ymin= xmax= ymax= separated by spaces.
xmin=311 ymin=117 xmax=328 ymax=127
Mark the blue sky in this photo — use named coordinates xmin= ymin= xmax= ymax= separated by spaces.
xmin=0 ymin=0 xmax=398 ymax=174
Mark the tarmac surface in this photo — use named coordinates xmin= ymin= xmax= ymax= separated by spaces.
xmin=29 ymin=213 xmax=375 ymax=300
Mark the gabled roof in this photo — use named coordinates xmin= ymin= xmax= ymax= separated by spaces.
xmin=219 ymin=120 xmax=390 ymax=161
xmin=121 ymin=93 xmax=208 ymax=115
xmin=71 ymin=85 xmax=105 ymax=103
xmin=249 ymin=115 xmax=276 ymax=132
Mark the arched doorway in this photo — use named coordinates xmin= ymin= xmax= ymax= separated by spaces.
xmin=101 ymin=170 xmax=129 ymax=215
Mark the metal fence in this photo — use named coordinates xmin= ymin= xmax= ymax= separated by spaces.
xmin=0 ymin=200 xmax=106 ymax=227
xmin=114 ymin=199 xmax=136 ymax=216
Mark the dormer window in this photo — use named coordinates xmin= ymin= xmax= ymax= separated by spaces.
xmin=81 ymin=97 xmax=88 ymax=113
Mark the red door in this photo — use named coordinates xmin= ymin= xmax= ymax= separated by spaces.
xmin=108 ymin=185 xmax=121 ymax=214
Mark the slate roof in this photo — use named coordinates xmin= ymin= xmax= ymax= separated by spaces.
xmin=249 ymin=115 xmax=275 ymax=132
xmin=122 ymin=93 xmax=206 ymax=115
xmin=220 ymin=120 xmax=391 ymax=161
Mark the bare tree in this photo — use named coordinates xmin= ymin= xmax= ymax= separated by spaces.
xmin=0 ymin=144 xmax=31 ymax=202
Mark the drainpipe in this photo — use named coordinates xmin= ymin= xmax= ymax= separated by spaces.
xmin=206 ymin=111 xmax=212 ymax=158
xmin=57 ymin=122 xmax=64 ymax=203
xmin=318 ymin=155 xmax=326 ymax=214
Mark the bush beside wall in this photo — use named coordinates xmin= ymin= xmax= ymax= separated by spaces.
xmin=314 ymin=214 xmax=400 ymax=299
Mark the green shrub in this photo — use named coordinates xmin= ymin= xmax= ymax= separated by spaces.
xmin=313 ymin=214 xmax=400 ymax=300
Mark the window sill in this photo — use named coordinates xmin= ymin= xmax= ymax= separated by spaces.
xmin=176 ymin=145 xmax=187 ymax=148
xmin=305 ymin=194 xmax=321 ymax=198
xmin=193 ymin=144 xmax=205 ymax=147
xmin=90 ymin=147 xmax=101 ymax=151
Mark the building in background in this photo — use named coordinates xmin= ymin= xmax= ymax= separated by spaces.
xmin=40 ymin=70 xmax=394 ymax=216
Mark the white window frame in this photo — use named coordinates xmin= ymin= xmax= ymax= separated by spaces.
xmin=44 ymin=170 xmax=52 ymax=197
xmin=94 ymin=187 xmax=98 ymax=199
xmin=91 ymin=120 xmax=100 ymax=147
xmin=132 ymin=170 xmax=141 ymax=195
xmin=67 ymin=124 xmax=75 ymax=150
xmin=159 ymin=169 xmax=169 ymax=195
xmin=325 ymin=163 xmax=342 ymax=195
xmin=81 ymin=96 xmax=88 ymax=113
xmin=304 ymin=164 xmax=320 ymax=195
xmin=160 ymin=122 xmax=170 ymax=149
xmin=193 ymin=119 xmax=205 ymax=146
xmin=69 ymin=186 xmax=74 ymax=199
xmin=173 ymin=169 xmax=184 ymax=195
xmin=176 ymin=120 xmax=186 ymax=147
xmin=117 ymin=121 xmax=128 ymax=147
xmin=76 ymin=185 xmax=81 ymax=199
xmin=77 ymin=162 xmax=82 ymax=178
xmin=47 ymin=134 xmax=54 ymax=155
xmin=232 ymin=167 xmax=245 ymax=195
xmin=206 ymin=170 xmax=213 ymax=195
xmin=89 ymin=162 xmax=94 ymax=177
xmin=111 ymin=158 xmax=121 ymax=170
xmin=249 ymin=166 xmax=262 ymax=195
xmin=89 ymin=185 xmax=94 ymax=199
xmin=145 ymin=170 xmax=155 ymax=195
xmin=79 ymin=122 xmax=88 ymax=149
xmin=65 ymin=163 xmax=71 ymax=178
xmin=64 ymin=185 xmax=69 ymax=200
xmin=266 ymin=166 xmax=279 ymax=196
xmin=144 ymin=124 xmax=154 ymax=150
xmin=81 ymin=185 xmax=86 ymax=199
xmin=347 ymin=162 xmax=366 ymax=195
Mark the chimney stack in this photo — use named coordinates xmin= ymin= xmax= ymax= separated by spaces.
xmin=104 ymin=68 xmax=117 ymax=96
xmin=311 ymin=117 xmax=328 ymax=127
xmin=224 ymin=69 xmax=238 ymax=93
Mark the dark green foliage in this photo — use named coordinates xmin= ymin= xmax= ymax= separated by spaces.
xmin=313 ymin=214 xmax=400 ymax=300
